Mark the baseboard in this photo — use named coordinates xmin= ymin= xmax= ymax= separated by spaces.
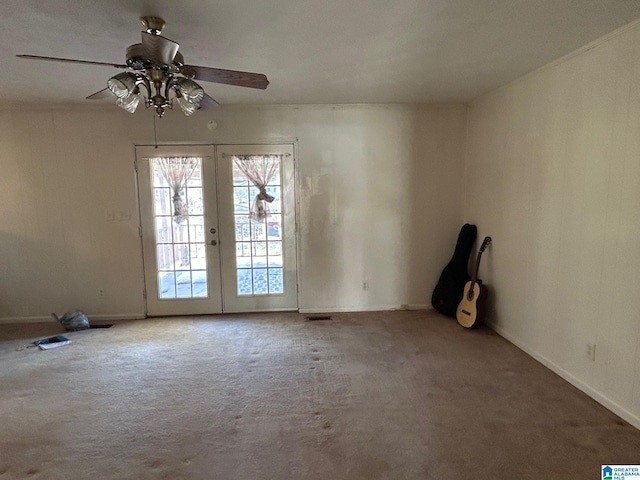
xmin=299 ymin=304 xmax=430 ymax=314
xmin=397 ymin=304 xmax=430 ymax=311
xmin=202 ymin=308 xmax=299 ymax=315
xmin=0 ymin=313 xmax=146 ymax=325
xmin=88 ymin=314 xmax=147 ymax=323
xmin=487 ymin=321 xmax=640 ymax=431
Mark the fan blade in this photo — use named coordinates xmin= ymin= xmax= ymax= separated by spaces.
xmin=198 ymin=93 xmax=220 ymax=111
xmin=86 ymin=88 xmax=112 ymax=100
xmin=17 ymin=55 xmax=127 ymax=69
xmin=180 ymin=65 xmax=269 ymax=90
xmin=141 ymin=32 xmax=179 ymax=66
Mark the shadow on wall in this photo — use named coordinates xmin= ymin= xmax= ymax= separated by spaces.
xmin=406 ymin=106 xmax=468 ymax=310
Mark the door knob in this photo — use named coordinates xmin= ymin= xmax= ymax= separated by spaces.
xmin=210 ymin=240 xmax=218 ymax=246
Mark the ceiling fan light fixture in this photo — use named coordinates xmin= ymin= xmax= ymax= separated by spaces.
xmin=176 ymin=77 xmax=204 ymax=104
xmin=108 ymin=72 xmax=139 ymax=98
xmin=116 ymin=90 xmax=141 ymax=113
xmin=176 ymin=94 xmax=199 ymax=116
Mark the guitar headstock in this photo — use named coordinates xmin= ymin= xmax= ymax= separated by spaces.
xmin=479 ymin=236 xmax=492 ymax=253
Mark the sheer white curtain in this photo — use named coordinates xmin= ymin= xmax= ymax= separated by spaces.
xmin=233 ymin=155 xmax=281 ymax=222
xmin=155 ymin=157 xmax=199 ymax=224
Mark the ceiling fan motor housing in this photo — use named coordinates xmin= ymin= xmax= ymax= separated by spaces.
xmin=126 ymin=44 xmax=184 ymax=72
xmin=126 ymin=44 xmax=150 ymax=70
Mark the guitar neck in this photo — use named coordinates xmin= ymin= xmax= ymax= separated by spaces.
xmin=470 ymin=236 xmax=492 ymax=285
xmin=471 ymin=251 xmax=483 ymax=285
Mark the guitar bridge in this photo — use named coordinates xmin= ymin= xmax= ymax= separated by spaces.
xmin=461 ymin=309 xmax=471 ymax=316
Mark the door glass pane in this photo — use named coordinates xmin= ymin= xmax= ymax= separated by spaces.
xmin=150 ymin=158 xmax=208 ymax=299
xmin=269 ymin=269 xmax=283 ymax=294
xmin=231 ymin=156 xmax=284 ymax=296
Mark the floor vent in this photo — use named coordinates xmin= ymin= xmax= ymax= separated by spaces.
xmin=90 ymin=324 xmax=114 ymax=329
xmin=307 ymin=315 xmax=332 ymax=321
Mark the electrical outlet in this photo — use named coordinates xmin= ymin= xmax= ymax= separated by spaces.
xmin=586 ymin=343 xmax=596 ymax=361
xmin=362 ymin=281 xmax=369 ymax=291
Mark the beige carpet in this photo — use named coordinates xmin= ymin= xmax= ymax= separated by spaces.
xmin=1 ymin=310 xmax=639 ymax=479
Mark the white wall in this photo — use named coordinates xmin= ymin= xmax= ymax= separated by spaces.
xmin=464 ymin=21 xmax=640 ymax=427
xmin=0 ymin=104 xmax=467 ymax=320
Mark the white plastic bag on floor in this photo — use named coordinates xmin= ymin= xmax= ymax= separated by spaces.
xmin=52 ymin=310 xmax=90 ymax=331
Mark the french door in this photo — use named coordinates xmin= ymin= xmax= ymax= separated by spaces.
xmin=136 ymin=144 xmax=297 ymax=316
xmin=216 ymin=144 xmax=297 ymax=312
xmin=137 ymin=145 xmax=222 ymax=316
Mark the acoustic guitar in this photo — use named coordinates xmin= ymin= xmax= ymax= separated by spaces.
xmin=456 ymin=236 xmax=492 ymax=329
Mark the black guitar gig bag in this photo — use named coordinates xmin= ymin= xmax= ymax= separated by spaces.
xmin=431 ymin=224 xmax=477 ymax=318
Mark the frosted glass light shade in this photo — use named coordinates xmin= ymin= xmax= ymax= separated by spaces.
xmin=108 ymin=73 xmax=139 ymax=99
xmin=176 ymin=95 xmax=198 ymax=116
xmin=176 ymin=78 xmax=204 ymax=104
xmin=116 ymin=92 xmax=140 ymax=113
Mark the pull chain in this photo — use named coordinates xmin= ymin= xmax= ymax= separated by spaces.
xmin=153 ymin=114 xmax=158 ymax=149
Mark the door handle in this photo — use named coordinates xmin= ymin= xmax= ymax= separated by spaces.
xmin=210 ymin=240 xmax=218 ymax=246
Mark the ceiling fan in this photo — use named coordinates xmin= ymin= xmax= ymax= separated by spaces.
xmin=17 ymin=16 xmax=269 ymax=118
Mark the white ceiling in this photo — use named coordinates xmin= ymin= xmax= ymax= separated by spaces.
xmin=2 ymin=0 xmax=640 ymax=107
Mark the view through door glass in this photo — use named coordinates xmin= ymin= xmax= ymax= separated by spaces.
xmin=216 ymin=144 xmax=298 ymax=312
xmin=232 ymin=156 xmax=284 ymax=295
xmin=152 ymin=157 xmax=208 ymax=298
